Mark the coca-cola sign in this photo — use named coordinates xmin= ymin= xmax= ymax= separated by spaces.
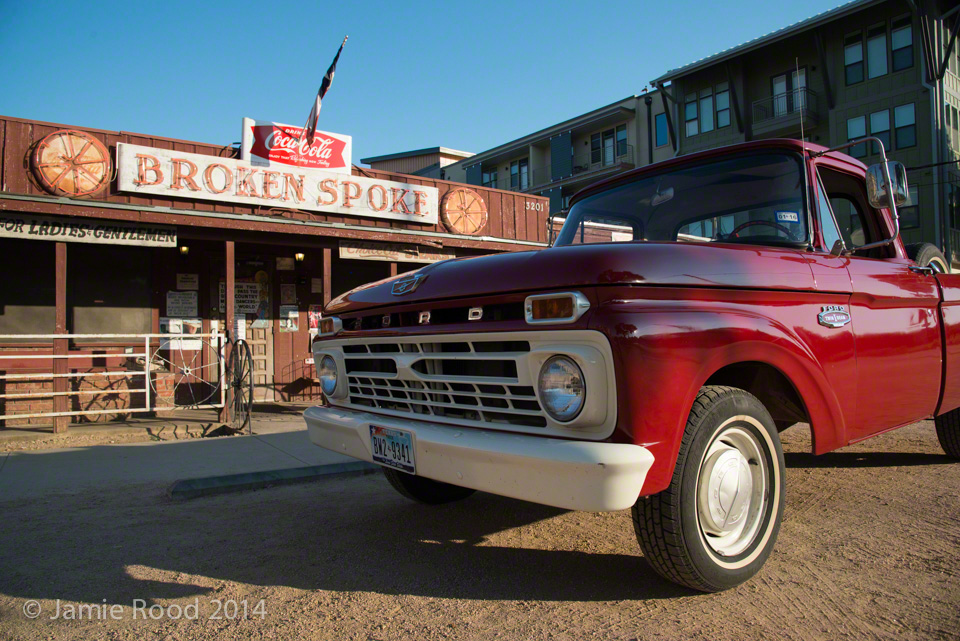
xmin=241 ymin=117 xmax=352 ymax=174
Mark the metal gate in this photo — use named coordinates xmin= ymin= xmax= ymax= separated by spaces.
xmin=0 ymin=333 xmax=254 ymax=431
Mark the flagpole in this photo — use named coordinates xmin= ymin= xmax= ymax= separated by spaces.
xmin=298 ymin=35 xmax=348 ymax=168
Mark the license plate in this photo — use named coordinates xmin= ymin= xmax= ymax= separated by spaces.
xmin=370 ymin=425 xmax=416 ymax=474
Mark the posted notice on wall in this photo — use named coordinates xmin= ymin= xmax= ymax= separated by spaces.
xmin=166 ymin=291 xmax=198 ymax=317
xmin=176 ymin=273 xmax=199 ymax=290
xmin=233 ymin=314 xmax=246 ymax=342
xmin=280 ymin=284 xmax=297 ymax=305
xmin=219 ymin=281 xmax=262 ymax=314
xmin=308 ymin=305 xmax=323 ymax=339
xmin=159 ymin=317 xmax=202 ymax=351
xmin=279 ymin=305 xmax=299 ymax=332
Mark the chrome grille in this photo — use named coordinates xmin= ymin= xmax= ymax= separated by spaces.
xmin=341 ymin=339 xmax=547 ymax=428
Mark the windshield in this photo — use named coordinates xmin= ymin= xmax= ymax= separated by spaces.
xmin=554 ymin=151 xmax=809 ymax=248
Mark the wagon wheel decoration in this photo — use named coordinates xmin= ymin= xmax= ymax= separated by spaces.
xmin=149 ymin=335 xmax=224 ymax=409
xmin=441 ymin=188 xmax=488 ymax=235
xmin=227 ymin=339 xmax=254 ymax=434
xmin=31 ymin=130 xmax=111 ymax=197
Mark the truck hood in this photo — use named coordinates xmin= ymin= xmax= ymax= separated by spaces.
xmin=325 ymin=242 xmax=816 ymax=314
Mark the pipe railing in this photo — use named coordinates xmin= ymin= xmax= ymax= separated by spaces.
xmin=0 ymin=332 xmax=226 ymax=423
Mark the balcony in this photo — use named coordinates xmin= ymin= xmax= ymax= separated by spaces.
xmin=530 ymin=144 xmax=635 ymax=190
xmin=751 ymin=87 xmax=820 ymax=138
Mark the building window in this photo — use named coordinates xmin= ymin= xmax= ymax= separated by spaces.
xmin=70 ymin=245 xmax=151 ymax=340
xmin=616 ymin=124 xmax=628 ymax=157
xmin=716 ymin=83 xmax=731 ymax=128
xmin=699 ymin=89 xmax=714 ymax=133
xmin=0 ymin=239 xmax=55 ymax=340
xmin=510 ymin=159 xmax=528 ymax=190
xmin=895 ymin=103 xmax=916 ymax=148
xmin=655 ymin=113 xmax=669 ymax=147
xmin=772 ymin=68 xmax=806 ymax=116
xmin=592 ymin=125 xmax=627 ymax=166
xmin=899 ymin=184 xmax=920 ymax=229
xmin=949 ymin=106 xmax=960 ymax=149
xmin=891 ymin=18 xmax=913 ymax=71
xmin=867 ymin=26 xmax=888 ymax=79
xmin=847 ymin=115 xmax=867 ymax=158
xmin=481 ymin=169 xmax=497 ymax=188
xmin=869 ymin=109 xmax=890 ymax=155
xmin=845 ymin=34 xmax=864 ymax=85
xmin=685 ymin=93 xmax=698 ymax=137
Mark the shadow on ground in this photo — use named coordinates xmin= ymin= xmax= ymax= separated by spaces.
xmin=784 ymin=450 xmax=951 ymax=469
xmin=0 ymin=472 xmax=692 ymax=608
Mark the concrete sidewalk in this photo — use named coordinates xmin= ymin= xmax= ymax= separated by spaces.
xmin=0 ymin=427 xmax=357 ymax=501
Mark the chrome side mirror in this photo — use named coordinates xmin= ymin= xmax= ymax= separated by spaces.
xmin=866 ymin=161 xmax=908 ymax=209
xmin=812 ymin=137 xmax=902 ymax=253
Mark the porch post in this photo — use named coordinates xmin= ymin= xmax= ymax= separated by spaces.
xmin=322 ymin=247 xmax=332 ymax=307
xmin=221 ymin=240 xmax=235 ymax=423
xmin=389 ymin=262 xmax=398 ymax=278
xmin=52 ymin=242 xmax=68 ymax=433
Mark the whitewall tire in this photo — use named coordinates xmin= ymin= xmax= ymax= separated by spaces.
xmin=633 ymin=385 xmax=785 ymax=592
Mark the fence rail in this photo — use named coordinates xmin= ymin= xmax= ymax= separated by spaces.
xmin=0 ymin=332 xmax=227 ymax=424
xmin=752 ymin=87 xmax=818 ymax=124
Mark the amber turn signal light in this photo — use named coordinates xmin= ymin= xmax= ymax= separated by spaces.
xmin=531 ymin=297 xmax=574 ymax=320
xmin=524 ymin=292 xmax=591 ymax=324
xmin=317 ymin=317 xmax=343 ymax=337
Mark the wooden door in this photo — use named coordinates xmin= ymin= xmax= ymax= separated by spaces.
xmin=242 ymin=267 xmax=274 ymax=402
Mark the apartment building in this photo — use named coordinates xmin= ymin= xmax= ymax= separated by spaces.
xmin=360 ymin=147 xmax=474 ymax=179
xmin=653 ymin=0 xmax=960 ymax=261
xmin=443 ymin=93 xmax=675 ymax=218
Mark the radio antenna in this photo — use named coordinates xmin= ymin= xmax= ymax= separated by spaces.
xmin=796 ymin=57 xmax=813 ymax=250
xmin=796 ymin=57 xmax=806 ymax=144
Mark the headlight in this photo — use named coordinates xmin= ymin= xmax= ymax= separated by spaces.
xmin=318 ymin=355 xmax=338 ymax=396
xmin=537 ymin=355 xmax=586 ymax=422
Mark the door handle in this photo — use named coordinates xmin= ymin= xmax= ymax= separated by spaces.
xmin=909 ymin=264 xmax=936 ymax=275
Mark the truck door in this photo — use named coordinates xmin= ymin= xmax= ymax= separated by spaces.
xmin=935 ymin=273 xmax=960 ymax=414
xmin=819 ymin=166 xmax=941 ymax=443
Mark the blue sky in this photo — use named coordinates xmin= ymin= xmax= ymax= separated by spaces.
xmin=0 ymin=0 xmax=845 ymax=163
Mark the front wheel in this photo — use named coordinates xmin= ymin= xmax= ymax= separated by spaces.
xmin=382 ymin=468 xmax=476 ymax=505
xmin=633 ymin=385 xmax=785 ymax=592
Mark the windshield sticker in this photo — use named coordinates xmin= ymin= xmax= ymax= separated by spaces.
xmin=776 ymin=211 xmax=800 ymax=223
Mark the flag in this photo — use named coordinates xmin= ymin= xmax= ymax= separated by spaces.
xmin=301 ymin=36 xmax=348 ymax=147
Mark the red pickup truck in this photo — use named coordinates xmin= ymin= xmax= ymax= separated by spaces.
xmin=304 ymin=138 xmax=960 ymax=592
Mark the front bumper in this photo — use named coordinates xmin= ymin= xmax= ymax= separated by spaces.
xmin=304 ymin=405 xmax=654 ymax=511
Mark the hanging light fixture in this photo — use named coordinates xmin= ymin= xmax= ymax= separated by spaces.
xmin=294 ymin=252 xmax=305 ymax=262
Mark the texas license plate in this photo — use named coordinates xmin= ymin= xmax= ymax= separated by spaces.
xmin=370 ymin=425 xmax=416 ymax=474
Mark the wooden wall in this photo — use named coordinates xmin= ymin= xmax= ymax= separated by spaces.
xmin=0 ymin=116 xmax=549 ymax=246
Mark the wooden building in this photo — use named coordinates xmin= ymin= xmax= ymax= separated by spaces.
xmin=0 ymin=115 xmax=549 ymax=430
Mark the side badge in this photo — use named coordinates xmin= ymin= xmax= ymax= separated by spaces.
xmin=819 ymin=305 xmax=851 ymax=328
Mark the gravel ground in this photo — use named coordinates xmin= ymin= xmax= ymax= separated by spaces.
xmin=0 ymin=420 xmax=957 ymax=641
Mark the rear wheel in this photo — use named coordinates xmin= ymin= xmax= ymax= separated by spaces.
xmin=905 ymin=242 xmax=950 ymax=273
xmin=382 ymin=468 xmax=476 ymax=505
xmin=633 ymin=385 xmax=785 ymax=592
xmin=934 ymin=409 xmax=960 ymax=458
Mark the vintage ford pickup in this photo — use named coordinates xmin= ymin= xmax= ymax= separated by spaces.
xmin=304 ymin=138 xmax=960 ymax=592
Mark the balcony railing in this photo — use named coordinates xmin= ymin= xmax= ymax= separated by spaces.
xmin=752 ymin=87 xmax=818 ymax=125
xmin=531 ymin=144 xmax=634 ymax=189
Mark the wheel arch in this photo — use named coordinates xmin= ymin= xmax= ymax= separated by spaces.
xmin=637 ymin=341 xmax=848 ymax=496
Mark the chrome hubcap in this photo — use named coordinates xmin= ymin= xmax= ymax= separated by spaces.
xmin=697 ymin=425 xmax=767 ymax=557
